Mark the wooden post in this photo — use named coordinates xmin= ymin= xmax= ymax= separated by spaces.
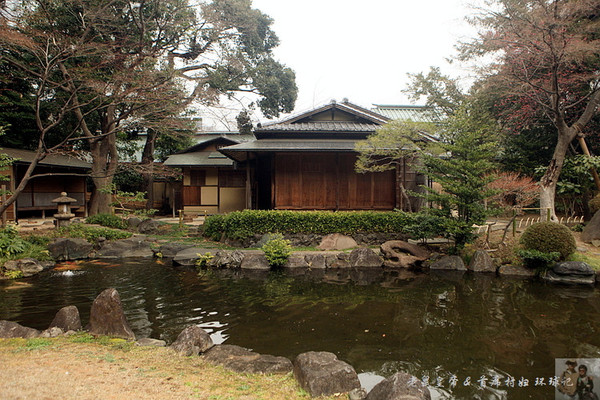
xmin=245 ymin=153 xmax=251 ymax=209
xmin=512 ymin=209 xmax=516 ymax=237
xmin=1 ymin=185 xmax=6 ymax=227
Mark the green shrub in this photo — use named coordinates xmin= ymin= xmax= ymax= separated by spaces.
xmin=203 ymin=210 xmax=415 ymax=240
xmin=403 ymin=212 xmax=445 ymax=243
xmin=195 ymin=252 xmax=214 ymax=270
xmin=24 ymin=234 xmax=51 ymax=246
xmin=4 ymin=269 xmax=24 ymax=279
xmin=518 ymin=249 xmax=560 ymax=270
xmin=202 ymin=214 xmax=226 ymax=241
xmin=86 ymin=213 xmax=127 ymax=230
xmin=571 ymin=223 xmax=585 ymax=232
xmin=262 ymin=236 xmax=292 ymax=268
xmin=0 ymin=226 xmax=28 ymax=257
xmin=60 ymin=223 xmax=132 ymax=242
xmin=520 ymin=222 xmax=576 ymax=260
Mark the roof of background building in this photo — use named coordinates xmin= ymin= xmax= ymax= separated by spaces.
xmin=372 ymin=104 xmax=440 ymax=123
xmin=1 ymin=148 xmax=91 ymax=169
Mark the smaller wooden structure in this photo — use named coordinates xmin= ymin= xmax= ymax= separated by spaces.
xmin=0 ymin=148 xmax=91 ymax=221
xmin=164 ymin=134 xmax=253 ymax=215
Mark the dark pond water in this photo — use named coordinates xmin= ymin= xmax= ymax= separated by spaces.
xmin=1 ymin=260 xmax=600 ymax=399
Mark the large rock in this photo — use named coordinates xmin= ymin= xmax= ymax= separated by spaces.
xmin=582 ymin=210 xmax=600 ymax=243
xmin=203 ymin=344 xmax=293 ymax=374
xmin=429 ymin=255 xmax=466 ymax=271
xmin=158 ymin=243 xmax=195 ymax=258
xmin=88 ymin=288 xmax=135 ymax=340
xmin=240 ymin=252 xmax=270 ymax=270
xmin=47 ymin=238 xmax=93 ymax=261
xmin=553 ymin=261 xmax=594 ymax=276
xmin=96 ymin=238 xmax=154 ymax=259
xmin=137 ymin=219 xmax=161 ymax=235
xmin=318 ymin=234 xmax=358 ymax=251
xmin=49 ymin=305 xmax=81 ymax=331
xmin=329 ymin=253 xmax=351 ymax=268
xmin=285 ymin=253 xmax=309 ymax=268
xmin=348 ymin=248 xmax=383 ymax=268
xmin=304 ymin=253 xmax=329 ymax=269
xmin=541 ymin=270 xmax=596 ymax=285
xmin=365 ymin=372 xmax=431 ymax=400
xmin=172 ymin=247 xmax=213 ymax=267
xmin=468 ymin=250 xmax=496 ymax=273
xmin=380 ymin=241 xmax=430 ymax=268
xmin=137 ymin=338 xmax=166 ymax=347
xmin=0 ymin=320 xmax=40 ymax=338
xmin=207 ymin=250 xmax=245 ymax=269
xmin=126 ymin=217 xmax=142 ymax=230
xmin=498 ymin=265 xmax=536 ymax=278
xmin=4 ymin=258 xmax=45 ymax=277
xmin=170 ymin=325 xmax=214 ymax=356
xmin=293 ymin=351 xmax=361 ymax=397
xmin=40 ymin=327 xmax=64 ymax=338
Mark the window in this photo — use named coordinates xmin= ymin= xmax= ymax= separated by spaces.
xmin=219 ymin=169 xmax=245 ymax=187
xmin=190 ymin=169 xmax=206 ymax=186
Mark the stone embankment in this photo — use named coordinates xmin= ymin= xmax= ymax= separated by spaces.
xmin=3 ymin=230 xmax=600 ymax=285
xmin=0 ymin=288 xmax=431 ymax=400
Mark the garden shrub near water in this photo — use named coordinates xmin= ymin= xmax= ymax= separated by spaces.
xmin=59 ymin=223 xmax=132 ymax=242
xmin=262 ymin=235 xmax=292 ymax=267
xmin=519 ymin=222 xmax=576 ymax=260
xmin=86 ymin=213 xmax=127 ymax=230
xmin=203 ymin=210 xmax=415 ymax=241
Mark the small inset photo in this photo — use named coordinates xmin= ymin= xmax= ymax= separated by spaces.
xmin=555 ymin=358 xmax=600 ymax=400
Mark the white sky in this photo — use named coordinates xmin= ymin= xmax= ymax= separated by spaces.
xmin=202 ymin=0 xmax=483 ymax=129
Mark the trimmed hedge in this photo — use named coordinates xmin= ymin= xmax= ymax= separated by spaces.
xmin=203 ymin=210 xmax=415 ymax=241
xmin=520 ymin=222 xmax=576 ymax=260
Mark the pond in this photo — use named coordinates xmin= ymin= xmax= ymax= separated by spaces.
xmin=1 ymin=260 xmax=599 ymax=399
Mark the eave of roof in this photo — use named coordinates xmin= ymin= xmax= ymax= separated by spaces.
xmin=219 ymin=139 xmax=360 ymax=162
xmin=164 ymin=151 xmax=234 ymax=167
xmin=1 ymin=148 xmax=91 ymax=169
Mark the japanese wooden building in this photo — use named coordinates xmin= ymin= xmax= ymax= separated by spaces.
xmin=219 ymin=100 xmax=427 ymax=211
xmin=0 ymin=148 xmax=91 ymax=220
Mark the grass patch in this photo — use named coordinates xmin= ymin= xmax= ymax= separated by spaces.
xmin=24 ymin=338 xmax=53 ymax=350
xmin=569 ymin=252 xmax=600 ymax=270
xmin=0 ymin=337 xmax=339 ymax=400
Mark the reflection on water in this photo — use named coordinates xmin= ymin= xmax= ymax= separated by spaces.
xmin=1 ymin=260 xmax=599 ymax=399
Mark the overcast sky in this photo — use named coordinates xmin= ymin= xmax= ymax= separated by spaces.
xmin=255 ymin=0 xmax=481 ymax=109
xmin=203 ymin=0 xmax=483 ymax=129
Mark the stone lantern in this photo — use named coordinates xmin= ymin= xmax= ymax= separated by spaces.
xmin=52 ymin=192 xmax=77 ymax=228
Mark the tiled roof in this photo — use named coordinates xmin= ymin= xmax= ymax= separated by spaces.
xmin=256 ymin=122 xmax=378 ymax=133
xmin=372 ymin=105 xmax=440 ymax=123
xmin=1 ymin=148 xmax=91 ymax=169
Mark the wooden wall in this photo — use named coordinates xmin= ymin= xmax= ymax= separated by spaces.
xmin=273 ymin=153 xmax=396 ymax=210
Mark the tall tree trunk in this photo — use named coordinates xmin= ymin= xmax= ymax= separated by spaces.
xmin=88 ymin=107 xmax=119 ymax=215
xmin=539 ymin=126 xmax=577 ymax=221
xmin=141 ymin=129 xmax=157 ymax=210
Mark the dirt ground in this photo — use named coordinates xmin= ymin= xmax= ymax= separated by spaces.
xmin=0 ymin=337 xmax=335 ymax=400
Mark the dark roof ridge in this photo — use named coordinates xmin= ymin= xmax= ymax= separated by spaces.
xmin=259 ymin=100 xmax=389 ymax=128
